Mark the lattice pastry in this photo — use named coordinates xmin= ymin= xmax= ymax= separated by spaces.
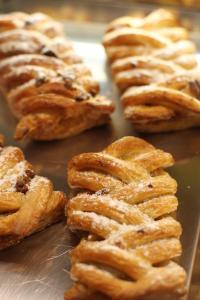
xmin=103 ymin=9 xmax=200 ymax=132
xmin=0 ymin=12 xmax=114 ymax=140
xmin=0 ymin=134 xmax=66 ymax=249
xmin=65 ymin=136 xmax=186 ymax=300
xmin=104 ymin=9 xmax=196 ymax=67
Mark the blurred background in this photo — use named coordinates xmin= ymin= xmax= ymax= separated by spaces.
xmin=0 ymin=0 xmax=200 ymax=23
xmin=0 ymin=0 xmax=200 ymax=46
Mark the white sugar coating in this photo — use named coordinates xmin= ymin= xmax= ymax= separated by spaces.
xmin=89 ymin=194 xmax=149 ymax=222
xmin=28 ymin=175 xmax=49 ymax=191
xmin=0 ymin=160 xmax=27 ymax=192
xmin=8 ymin=65 xmax=56 ymax=77
xmin=0 ymin=41 xmax=38 ymax=54
xmin=28 ymin=12 xmax=48 ymax=22
xmin=71 ymin=211 xmax=119 ymax=230
xmin=134 ymin=181 xmax=151 ymax=191
xmin=89 ymin=194 xmax=132 ymax=214
xmin=108 ymin=219 xmax=159 ymax=243
xmin=0 ymin=147 xmax=17 ymax=165
xmin=0 ymin=54 xmax=60 ymax=70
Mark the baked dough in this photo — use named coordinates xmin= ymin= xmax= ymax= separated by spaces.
xmin=65 ymin=136 xmax=186 ymax=300
xmin=0 ymin=12 xmax=114 ymax=140
xmin=103 ymin=9 xmax=200 ymax=132
xmin=0 ymin=135 xmax=66 ymax=249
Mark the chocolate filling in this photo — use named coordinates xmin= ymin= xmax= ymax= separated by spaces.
xmin=57 ymin=71 xmax=75 ymax=89
xmin=89 ymin=88 xmax=98 ymax=97
xmin=75 ymin=92 xmax=91 ymax=101
xmin=24 ymin=19 xmax=34 ymax=27
xmin=25 ymin=169 xmax=35 ymax=179
xmin=35 ymin=76 xmax=47 ymax=87
xmin=41 ymin=46 xmax=58 ymax=58
xmin=148 ymin=183 xmax=153 ymax=188
xmin=15 ymin=180 xmax=28 ymax=194
xmin=137 ymin=229 xmax=145 ymax=234
xmin=15 ymin=169 xmax=35 ymax=194
xmin=131 ymin=61 xmax=137 ymax=68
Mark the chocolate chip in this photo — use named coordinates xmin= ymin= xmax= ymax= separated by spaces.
xmin=15 ymin=179 xmax=28 ymax=194
xmin=96 ymin=188 xmax=110 ymax=196
xmin=189 ymin=80 xmax=200 ymax=100
xmin=63 ymin=78 xmax=73 ymax=88
xmin=115 ymin=240 xmax=124 ymax=248
xmin=137 ymin=229 xmax=145 ymax=234
xmin=131 ymin=61 xmax=137 ymax=68
xmin=57 ymin=71 xmax=75 ymax=89
xmin=23 ymin=175 xmax=30 ymax=184
xmin=75 ymin=92 xmax=90 ymax=101
xmin=89 ymin=88 xmax=98 ymax=97
xmin=25 ymin=19 xmax=34 ymax=27
xmin=148 ymin=183 xmax=153 ymax=188
xmin=41 ymin=47 xmax=58 ymax=58
xmin=35 ymin=77 xmax=47 ymax=87
xmin=25 ymin=169 xmax=35 ymax=179
xmin=20 ymin=185 xmax=28 ymax=194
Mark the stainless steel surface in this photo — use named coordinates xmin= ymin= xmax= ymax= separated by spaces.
xmin=0 ymin=18 xmax=200 ymax=300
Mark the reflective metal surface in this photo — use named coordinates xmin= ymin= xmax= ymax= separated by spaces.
xmin=0 ymin=22 xmax=199 ymax=300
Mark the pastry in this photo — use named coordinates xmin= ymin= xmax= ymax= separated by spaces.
xmin=65 ymin=136 xmax=186 ymax=300
xmin=103 ymin=9 xmax=200 ymax=132
xmin=122 ymin=70 xmax=200 ymax=132
xmin=0 ymin=12 xmax=114 ymax=140
xmin=0 ymin=135 xmax=66 ymax=249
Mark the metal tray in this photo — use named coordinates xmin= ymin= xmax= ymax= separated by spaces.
xmin=0 ymin=17 xmax=200 ymax=300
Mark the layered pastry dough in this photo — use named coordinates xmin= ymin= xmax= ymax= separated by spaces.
xmin=0 ymin=12 xmax=114 ymax=140
xmin=0 ymin=135 xmax=66 ymax=249
xmin=65 ymin=136 xmax=186 ymax=300
xmin=103 ymin=9 xmax=200 ymax=132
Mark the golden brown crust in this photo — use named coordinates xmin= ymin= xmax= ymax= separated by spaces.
xmin=103 ymin=9 xmax=200 ymax=132
xmin=65 ymin=136 xmax=187 ymax=300
xmin=0 ymin=12 xmax=114 ymax=140
xmin=0 ymin=134 xmax=67 ymax=249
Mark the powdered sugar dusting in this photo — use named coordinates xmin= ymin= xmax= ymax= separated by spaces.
xmin=28 ymin=175 xmax=49 ymax=191
xmin=0 ymin=160 xmax=27 ymax=192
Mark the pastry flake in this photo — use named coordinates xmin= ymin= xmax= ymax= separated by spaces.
xmin=0 ymin=12 xmax=114 ymax=140
xmin=0 ymin=135 xmax=66 ymax=250
xmin=65 ymin=136 xmax=187 ymax=300
xmin=103 ymin=9 xmax=200 ymax=132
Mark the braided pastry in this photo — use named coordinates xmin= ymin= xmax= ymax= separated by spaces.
xmin=65 ymin=136 xmax=186 ymax=300
xmin=103 ymin=9 xmax=200 ymax=132
xmin=0 ymin=134 xmax=66 ymax=249
xmin=0 ymin=12 xmax=114 ymax=140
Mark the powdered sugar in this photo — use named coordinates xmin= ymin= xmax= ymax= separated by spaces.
xmin=28 ymin=176 xmax=49 ymax=191
xmin=0 ymin=160 xmax=27 ymax=192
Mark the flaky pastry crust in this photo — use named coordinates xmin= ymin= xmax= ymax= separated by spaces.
xmin=0 ymin=135 xmax=66 ymax=249
xmin=103 ymin=9 xmax=200 ymax=132
xmin=65 ymin=136 xmax=186 ymax=300
xmin=0 ymin=12 xmax=114 ymax=140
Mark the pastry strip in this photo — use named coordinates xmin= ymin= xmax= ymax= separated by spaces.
xmin=103 ymin=9 xmax=200 ymax=132
xmin=65 ymin=136 xmax=186 ymax=300
xmin=0 ymin=135 xmax=66 ymax=249
xmin=0 ymin=12 xmax=114 ymax=140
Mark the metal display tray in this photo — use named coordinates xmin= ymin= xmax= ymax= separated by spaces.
xmin=0 ymin=20 xmax=200 ymax=300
